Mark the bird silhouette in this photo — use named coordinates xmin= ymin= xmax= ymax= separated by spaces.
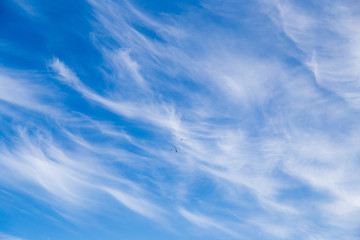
xmin=170 ymin=142 xmax=181 ymax=153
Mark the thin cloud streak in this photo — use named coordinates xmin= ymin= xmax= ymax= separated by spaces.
xmin=178 ymin=208 xmax=239 ymax=237
xmin=0 ymin=232 xmax=26 ymax=240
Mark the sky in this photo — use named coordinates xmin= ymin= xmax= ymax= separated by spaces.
xmin=1 ymin=0 xmax=360 ymax=239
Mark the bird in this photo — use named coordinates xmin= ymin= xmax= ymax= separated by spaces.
xmin=170 ymin=143 xmax=181 ymax=153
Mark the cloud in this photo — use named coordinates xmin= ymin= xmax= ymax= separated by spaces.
xmin=80 ymin=0 xmax=360 ymax=237
xmin=0 ymin=233 xmax=26 ymax=240
xmin=104 ymin=187 xmax=164 ymax=221
xmin=0 ymin=125 xmax=166 ymax=224
xmin=0 ymin=70 xmax=47 ymax=112
xmin=12 ymin=0 xmax=37 ymax=16
xmin=2 ymin=0 xmax=360 ymax=239
xmin=50 ymin=58 xmax=183 ymax=133
xmin=178 ymin=208 xmax=239 ymax=237
xmin=110 ymin=48 xmax=148 ymax=88
xmin=0 ymin=67 xmax=165 ymax=223
xmin=267 ymin=0 xmax=360 ymax=109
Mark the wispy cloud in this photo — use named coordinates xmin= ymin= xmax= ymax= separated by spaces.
xmin=104 ymin=187 xmax=165 ymax=221
xmin=178 ymin=208 xmax=239 ymax=237
xmin=0 ymin=67 xmax=166 ymax=226
xmin=12 ymin=0 xmax=37 ymax=16
xmin=267 ymin=0 xmax=360 ymax=109
xmin=0 ymin=232 xmax=26 ymax=240
xmin=81 ymin=0 xmax=360 ymax=237
xmin=2 ymin=0 xmax=360 ymax=239
xmin=0 ymin=123 xmax=163 ymax=216
xmin=50 ymin=58 xmax=182 ymax=133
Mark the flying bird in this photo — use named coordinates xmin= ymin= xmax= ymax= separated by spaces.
xmin=170 ymin=145 xmax=177 ymax=153
xmin=170 ymin=140 xmax=182 ymax=152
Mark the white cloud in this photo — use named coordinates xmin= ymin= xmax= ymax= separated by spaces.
xmin=0 ymin=126 xmax=166 ymax=221
xmin=104 ymin=187 xmax=165 ymax=221
xmin=0 ymin=233 xmax=25 ymax=240
xmin=13 ymin=0 xmax=37 ymax=17
xmin=2 ymin=0 xmax=360 ymax=238
xmin=81 ymin=1 xmax=360 ymax=237
xmin=178 ymin=208 xmax=238 ymax=237
xmin=50 ymin=58 xmax=183 ymax=133
xmin=111 ymin=49 xmax=147 ymax=87
xmin=268 ymin=0 xmax=360 ymax=109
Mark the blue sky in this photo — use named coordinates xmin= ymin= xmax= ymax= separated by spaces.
xmin=1 ymin=0 xmax=360 ymax=239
